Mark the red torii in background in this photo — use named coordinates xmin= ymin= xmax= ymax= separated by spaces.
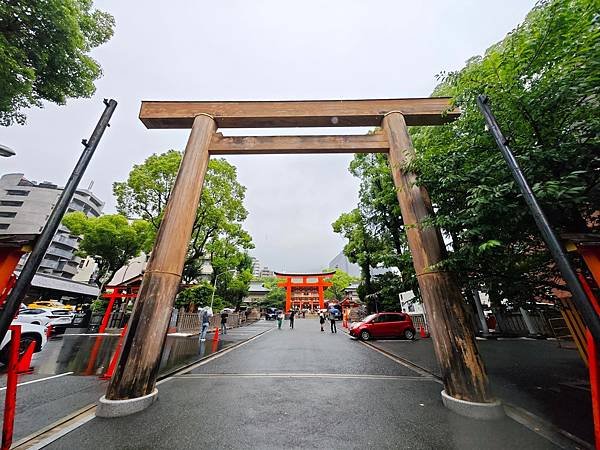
xmin=275 ymin=271 xmax=334 ymax=312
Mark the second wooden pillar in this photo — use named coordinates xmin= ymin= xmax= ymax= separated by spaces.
xmin=383 ymin=111 xmax=494 ymax=404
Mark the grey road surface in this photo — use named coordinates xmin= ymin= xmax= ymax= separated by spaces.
xmin=46 ymin=319 xmax=558 ymax=449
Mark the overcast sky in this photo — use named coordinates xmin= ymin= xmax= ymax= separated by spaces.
xmin=1 ymin=0 xmax=536 ymax=272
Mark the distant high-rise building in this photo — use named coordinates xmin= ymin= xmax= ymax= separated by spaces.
xmin=328 ymin=251 xmax=361 ymax=277
xmin=0 ymin=173 xmax=104 ymax=280
xmin=260 ymin=267 xmax=274 ymax=278
xmin=251 ymin=257 xmax=262 ymax=278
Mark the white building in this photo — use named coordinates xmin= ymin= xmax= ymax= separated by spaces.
xmin=0 ymin=173 xmax=104 ymax=281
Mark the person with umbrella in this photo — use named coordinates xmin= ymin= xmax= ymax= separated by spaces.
xmin=328 ymin=307 xmax=337 ymax=333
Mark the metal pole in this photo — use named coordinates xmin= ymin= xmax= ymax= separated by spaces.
xmin=0 ymin=99 xmax=117 ymax=345
xmin=477 ymin=94 xmax=600 ymax=343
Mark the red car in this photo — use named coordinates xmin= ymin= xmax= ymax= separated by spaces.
xmin=349 ymin=312 xmax=416 ymax=341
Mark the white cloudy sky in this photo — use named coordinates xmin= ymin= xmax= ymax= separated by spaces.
xmin=1 ymin=0 xmax=535 ymax=272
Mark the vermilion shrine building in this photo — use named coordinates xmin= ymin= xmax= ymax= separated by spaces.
xmin=275 ymin=271 xmax=334 ymax=312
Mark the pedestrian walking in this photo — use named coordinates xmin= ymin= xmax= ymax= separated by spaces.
xmin=329 ymin=309 xmax=337 ymax=333
xmin=302 ymin=310 xmax=306 ymax=319
xmin=199 ymin=308 xmax=210 ymax=341
xmin=277 ymin=310 xmax=284 ymax=329
xmin=319 ymin=311 xmax=326 ymax=332
xmin=289 ymin=309 xmax=296 ymax=329
xmin=220 ymin=310 xmax=228 ymax=335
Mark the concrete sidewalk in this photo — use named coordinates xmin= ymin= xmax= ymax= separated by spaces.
xmin=42 ymin=319 xmax=563 ymax=449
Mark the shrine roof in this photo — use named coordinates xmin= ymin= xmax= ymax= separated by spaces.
xmin=274 ymin=271 xmax=335 ymax=277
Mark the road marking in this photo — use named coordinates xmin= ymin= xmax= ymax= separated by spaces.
xmin=173 ymin=373 xmax=432 ymax=381
xmin=10 ymin=326 xmax=274 ymax=449
xmin=0 ymin=371 xmax=74 ymax=391
xmin=359 ymin=341 xmax=441 ymax=382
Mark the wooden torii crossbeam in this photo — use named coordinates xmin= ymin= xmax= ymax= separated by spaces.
xmin=99 ymin=97 xmax=498 ymax=420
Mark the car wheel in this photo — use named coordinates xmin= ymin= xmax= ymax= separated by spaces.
xmin=360 ymin=330 xmax=371 ymax=341
xmin=0 ymin=336 xmax=38 ymax=365
xmin=404 ymin=329 xmax=415 ymax=340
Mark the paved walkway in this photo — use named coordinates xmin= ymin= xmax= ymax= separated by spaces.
xmin=44 ymin=319 xmax=559 ymax=449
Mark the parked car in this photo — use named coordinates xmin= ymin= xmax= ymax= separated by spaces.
xmin=16 ymin=308 xmax=73 ymax=334
xmin=0 ymin=320 xmax=47 ymax=364
xmin=264 ymin=307 xmax=278 ymax=321
xmin=27 ymin=300 xmax=74 ymax=311
xmin=349 ymin=312 xmax=416 ymax=341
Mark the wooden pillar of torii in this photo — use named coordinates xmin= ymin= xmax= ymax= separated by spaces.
xmin=99 ymin=98 xmax=498 ymax=418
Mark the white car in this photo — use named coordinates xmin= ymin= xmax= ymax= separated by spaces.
xmin=16 ymin=308 xmax=73 ymax=332
xmin=0 ymin=321 xmax=47 ymax=364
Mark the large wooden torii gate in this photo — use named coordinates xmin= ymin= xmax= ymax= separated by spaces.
xmin=98 ymin=98 xmax=500 ymax=418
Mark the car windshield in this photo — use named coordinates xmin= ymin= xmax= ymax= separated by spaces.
xmin=363 ymin=314 xmax=377 ymax=323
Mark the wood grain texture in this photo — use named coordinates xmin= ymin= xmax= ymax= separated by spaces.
xmin=106 ymin=115 xmax=215 ymax=400
xmin=209 ymin=132 xmax=389 ymax=155
xmin=383 ymin=111 xmax=493 ymax=403
xmin=139 ymin=98 xmax=459 ymax=129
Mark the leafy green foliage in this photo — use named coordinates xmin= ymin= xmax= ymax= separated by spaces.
xmin=409 ymin=0 xmax=599 ymax=305
xmin=0 ymin=0 xmax=115 ymax=125
xmin=113 ymin=151 xmax=254 ymax=284
xmin=323 ymin=268 xmax=354 ymax=301
xmin=176 ymin=281 xmax=217 ymax=310
xmin=62 ymin=212 xmax=153 ymax=289
xmin=336 ymin=0 xmax=599 ymax=309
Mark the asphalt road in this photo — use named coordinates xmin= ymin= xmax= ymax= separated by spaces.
xmin=0 ymin=321 xmax=271 ymax=444
xmin=45 ymin=319 xmax=559 ymax=449
xmin=371 ymin=337 xmax=592 ymax=444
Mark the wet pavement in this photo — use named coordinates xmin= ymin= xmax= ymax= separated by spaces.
xmin=0 ymin=320 xmax=270 ymax=443
xmin=44 ymin=319 xmax=561 ymax=450
xmin=368 ymin=336 xmax=593 ymax=445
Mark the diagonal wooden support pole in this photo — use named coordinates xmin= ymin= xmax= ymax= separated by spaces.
xmin=383 ymin=112 xmax=497 ymax=412
xmin=99 ymin=114 xmax=215 ymax=416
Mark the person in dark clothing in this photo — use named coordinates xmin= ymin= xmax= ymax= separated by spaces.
xmin=289 ymin=310 xmax=296 ymax=329
xmin=319 ymin=312 xmax=326 ymax=332
xmin=220 ymin=311 xmax=228 ymax=335
xmin=329 ymin=310 xmax=337 ymax=333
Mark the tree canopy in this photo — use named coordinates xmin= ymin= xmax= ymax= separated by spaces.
xmin=0 ymin=0 xmax=115 ymax=125
xmin=114 ymin=150 xmax=254 ymax=307
xmin=62 ymin=212 xmax=153 ymax=289
xmin=335 ymin=0 xmax=599 ymax=310
xmin=323 ymin=268 xmax=354 ymax=302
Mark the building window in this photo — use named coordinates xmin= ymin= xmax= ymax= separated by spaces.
xmin=0 ymin=211 xmax=16 ymax=218
xmin=0 ymin=224 xmax=9 ymax=230
xmin=0 ymin=200 xmax=24 ymax=207
xmin=6 ymin=190 xmax=29 ymax=196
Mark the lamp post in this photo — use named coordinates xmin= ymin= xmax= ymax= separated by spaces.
xmin=209 ymin=269 xmax=236 ymax=311
xmin=0 ymin=144 xmax=16 ymax=157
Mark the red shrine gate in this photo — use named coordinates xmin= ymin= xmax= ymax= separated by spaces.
xmin=276 ymin=271 xmax=334 ymax=312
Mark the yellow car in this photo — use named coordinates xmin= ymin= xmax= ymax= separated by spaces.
xmin=27 ymin=300 xmax=75 ymax=311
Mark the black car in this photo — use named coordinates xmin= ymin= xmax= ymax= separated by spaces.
xmin=265 ymin=307 xmax=278 ymax=320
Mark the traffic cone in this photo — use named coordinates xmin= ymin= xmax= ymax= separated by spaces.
xmin=213 ymin=326 xmax=219 ymax=342
xmin=16 ymin=341 xmax=36 ymax=374
xmin=419 ymin=326 xmax=427 ymax=338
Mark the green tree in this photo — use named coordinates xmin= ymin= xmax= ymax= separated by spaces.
xmin=409 ymin=0 xmax=599 ymax=306
xmin=260 ymin=277 xmax=286 ymax=309
xmin=0 ymin=0 xmax=115 ymax=125
xmin=323 ymin=268 xmax=354 ymax=302
xmin=62 ymin=212 xmax=153 ymax=290
xmin=176 ymin=281 xmax=218 ymax=311
xmin=113 ymin=150 xmax=254 ymax=284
